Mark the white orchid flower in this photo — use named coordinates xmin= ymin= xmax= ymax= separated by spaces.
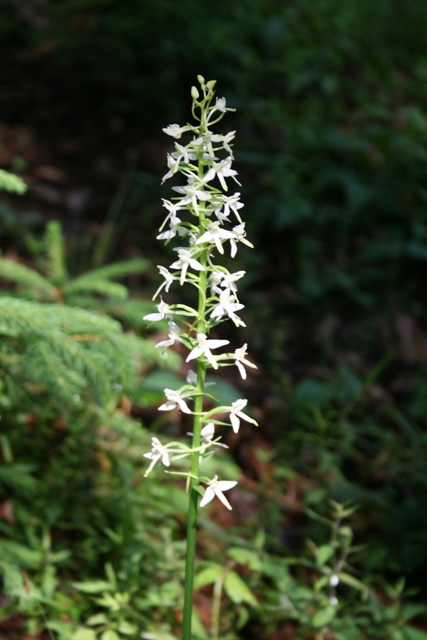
xmin=229 ymin=398 xmax=258 ymax=433
xmin=162 ymin=123 xmax=191 ymax=139
xmin=158 ymin=388 xmax=192 ymax=414
xmin=143 ymin=437 xmax=171 ymax=476
xmin=143 ymin=297 xmax=173 ymax=322
xmin=234 ymin=344 xmax=257 ymax=380
xmin=170 ymin=248 xmax=205 ymax=285
xmin=229 ymin=223 xmax=254 ymax=258
xmin=162 ymin=154 xmax=180 ymax=182
xmin=157 ymin=212 xmax=186 ymax=241
xmin=213 ymin=158 xmax=238 ymax=192
xmin=210 ymin=289 xmax=245 ymax=327
xmin=186 ymin=333 xmax=229 ymax=369
xmin=196 ymin=221 xmax=235 ymax=254
xmin=172 ymin=181 xmax=213 ymax=215
xmin=155 ymin=321 xmax=181 ymax=349
xmin=200 ymin=475 xmax=238 ymax=510
xmin=152 ymin=266 xmax=176 ymax=300
xmin=200 ymin=423 xmax=228 ymax=449
xmin=222 ymin=192 xmax=244 ymax=223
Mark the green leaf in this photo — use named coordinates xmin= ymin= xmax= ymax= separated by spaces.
xmin=339 ymin=571 xmax=369 ymax=596
xmin=0 ymin=169 xmax=27 ymax=194
xmin=227 ymin=547 xmax=262 ymax=571
xmin=72 ymin=580 xmax=113 ymax=593
xmin=401 ymin=603 xmax=427 ymax=622
xmin=316 ymin=544 xmax=334 ymax=567
xmin=71 ymin=629 xmax=97 ymax=640
xmin=311 ymin=606 xmax=337 ymax=629
xmin=117 ymin=621 xmax=138 ymax=635
xmin=85 ymin=258 xmax=150 ymax=281
xmin=86 ymin=613 xmax=109 ymax=626
xmin=101 ymin=631 xmax=120 ymax=640
xmin=402 ymin=626 xmax=427 ymax=640
xmin=192 ymin=608 xmax=209 ymax=640
xmin=224 ymin=571 xmax=258 ymax=607
xmin=194 ymin=564 xmax=223 ymax=588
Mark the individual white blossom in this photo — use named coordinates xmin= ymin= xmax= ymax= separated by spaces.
xmin=201 ymin=423 xmax=215 ymax=441
xmin=159 ymin=388 xmax=192 ymax=414
xmin=153 ymin=266 xmax=176 ymax=299
xmin=157 ymin=212 xmax=186 ymax=241
xmin=159 ymin=199 xmax=186 ymax=233
xmin=186 ymin=369 xmax=198 ymax=385
xmin=234 ymin=344 xmax=257 ymax=380
xmin=170 ymin=248 xmax=205 ymax=285
xmin=186 ymin=333 xmax=229 ymax=369
xmin=172 ymin=180 xmax=213 ymax=215
xmin=200 ymin=475 xmax=238 ymax=510
xmin=222 ymin=192 xmax=244 ymax=223
xmin=155 ymin=321 xmax=181 ymax=349
xmin=143 ymin=437 xmax=171 ymax=476
xmin=162 ymin=154 xmax=180 ymax=181
xmin=172 ymin=142 xmax=197 ymax=166
xmin=214 ymin=97 xmax=227 ymax=113
xmin=229 ymin=398 xmax=258 ymax=433
xmin=210 ymin=270 xmax=245 ymax=295
xmin=191 ymin=130 xmax=236 ymax=158
xmin=330 ymin=574 xmax=340 ymax=587
xmin=210 ymin=288 xmax=246 ymax=327
xmin=200 ymin=423 xmax=228 ymax=448
xmin=214 ymin=207 xmax=231 ymax=223
xmin=163 ymin=123 xmax=192 ymax=139
xmin=143 ymin=297 xmax=173 ymax=322
xmin=213 ymin=158 xmax=239 ymax=192
xmin=229 ymin=223 xmax=254 ymax=258
xmin=196 ymin=220 xmax=235 ymax=254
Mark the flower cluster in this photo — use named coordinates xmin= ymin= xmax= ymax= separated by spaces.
xmin=143 ymin=76 xmax=257 ymax=510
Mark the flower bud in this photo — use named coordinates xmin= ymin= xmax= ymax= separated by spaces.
xmin=207 ymin=80 xmax=217 ymax=91
xmin=197 ymin=74 xmax=205 ymax=85
xmin=191 ymin=86 xmax=200 ymax=100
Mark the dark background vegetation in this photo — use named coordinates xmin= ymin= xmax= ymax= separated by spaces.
xmin=2 ymin=0 xmax=427 ymax=638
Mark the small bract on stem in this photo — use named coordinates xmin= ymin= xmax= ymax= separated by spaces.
xmin=143 ymin=75 xmax=257 ymax=640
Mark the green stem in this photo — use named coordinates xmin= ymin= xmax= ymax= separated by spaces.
xmin=211 ymin=566 xmax=228 ymax=640
xmin=182 ymin=252 xmax=208 ymax=640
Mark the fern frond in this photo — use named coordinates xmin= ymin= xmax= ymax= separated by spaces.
xmin=0 ymin=297 xmax=129 ymax=403
xmin=103 ymin=298 xmax=157 ymax=328
xmin=0 ymin=558 xmax=25 ymax=599
xmin=125 ymin=333 xmax=181 ymax=371
xmin=0 ymin=539 xmax=43 ymax=569
xmin=84 ymin=258 xmax=150 ymax=281
xmin=26 ymin=340 xmax=89 ymax=402
xmin=64 ymin=276 xmax=128 ymax=301
xmin=0 ymin=169 xmax=27 ymax=194
xmin=0 ymin=258 xmax=57 ymax=300
xmin=44 ymin=221 xmax=67 ymax=286
xmin=0 ymin=463 xmax=38 ymax=496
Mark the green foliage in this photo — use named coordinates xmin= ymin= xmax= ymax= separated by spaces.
xmin=0 ymin=220 xmax=183 ymax=637
xmin=0 ymin=168 xmax=27 ymax=194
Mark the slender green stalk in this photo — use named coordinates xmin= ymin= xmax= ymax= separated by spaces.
xmin=211 ymin=566 xmax=227 ymax=640
xmin=182 ymin=249 xmax=208 ymax=640
xmin=181 ymin=359 xmax=205 ymax=639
